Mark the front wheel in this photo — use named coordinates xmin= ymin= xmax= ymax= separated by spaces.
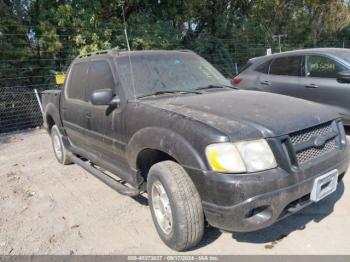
xmin=51 ymin=125 xmax=72 ymax=165
xmin=147 ymin=161 xmax=204 ymax=251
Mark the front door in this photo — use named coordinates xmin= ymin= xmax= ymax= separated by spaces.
xmin=299 ymin=54 xmax=350 ymax=123
xmin=84 ymin=59 xmax=126 ymax=164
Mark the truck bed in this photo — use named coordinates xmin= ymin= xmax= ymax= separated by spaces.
xmin=42 ymin=89 xmax=62 ymax=111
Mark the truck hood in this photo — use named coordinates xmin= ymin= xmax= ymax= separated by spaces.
xmin=142 ymin=90 xmax=338 ymax=141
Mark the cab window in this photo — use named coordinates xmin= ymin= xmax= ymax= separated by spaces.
xmin=305 ymin=55 xmax=347 ymax=78
xmin=269 ymin=56 xmax=302 ymax=76
xmin=67 ymin=62 xmax=88 ymax=100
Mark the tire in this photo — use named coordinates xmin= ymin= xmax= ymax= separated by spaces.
xmin=51 ymin=125 xmax=72 ymax=165
xmin=147 ymin=160 xmax=204 ymax=251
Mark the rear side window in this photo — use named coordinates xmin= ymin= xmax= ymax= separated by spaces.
xmin=239 ymin=61 xmax=252 ymax=73
xmin=269 ymin=56 xmax=302 ymax=76
xmin=67 ymin=62 xmax=88 ymax=100
xmin=255 ymin=60 xmax=271 ymax=74
xmin=86 ymin=60 xmax=115 ymax=101
xmin=305 ymin=55 xmax=347 ymax=78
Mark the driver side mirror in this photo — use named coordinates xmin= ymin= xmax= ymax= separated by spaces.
xmin=336 ymin=70 xmax=350 ymax=83
xmin=90 ymin=89 xmax=120 ymax=106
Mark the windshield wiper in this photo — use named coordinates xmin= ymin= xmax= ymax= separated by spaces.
xmin=195 ymin=84 xmax=236 ymax=91
xmin=137 ymin=90 xmax=202 ymax=99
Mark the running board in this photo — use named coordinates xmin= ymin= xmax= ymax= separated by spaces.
xmin=68 ymin=154 xmax=140 ymax=196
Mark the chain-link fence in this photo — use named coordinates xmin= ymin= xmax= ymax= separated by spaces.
xmin=0 ymin=87 xmax=44 ymax=134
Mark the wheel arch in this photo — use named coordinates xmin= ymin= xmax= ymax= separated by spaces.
xmin=136 ymin=149 xmax=177 ymax=182
xmin=44 ymin=103 xmax=63 ymax=133
xmin=127 ymin=127 xmax=206 ymax=179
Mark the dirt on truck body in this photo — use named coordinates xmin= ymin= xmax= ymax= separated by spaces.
xmin=42 ymin=49 xmax=349 ymax=251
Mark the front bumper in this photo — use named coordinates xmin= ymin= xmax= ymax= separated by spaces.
xmin=186 ymin=148 xmax=349 ymax=232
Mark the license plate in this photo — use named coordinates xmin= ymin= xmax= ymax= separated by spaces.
xmin=310 ymin=169 xmax=338 ymax=202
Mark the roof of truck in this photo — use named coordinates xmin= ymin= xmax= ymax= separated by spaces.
xmin=75 ymin=49 xmax=195 ymax=60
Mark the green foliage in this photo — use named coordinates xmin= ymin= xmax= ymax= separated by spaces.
xmin=1 ymin=0 xmax=350 ymax=89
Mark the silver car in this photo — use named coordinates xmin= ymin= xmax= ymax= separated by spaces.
xmin=233 ymin=48 xmax=350 ymax=126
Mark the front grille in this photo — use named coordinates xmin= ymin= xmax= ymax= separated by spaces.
xmin=289 ymin=121 xmax=338 ymax=165
xmin=295 ymin=139 xmax=337 ymax=164
xmin=290 ymin=122 xmax=334 ymax=145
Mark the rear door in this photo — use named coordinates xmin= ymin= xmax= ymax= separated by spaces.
xmin=299 ymin=54 xmax=350 ymax=122
xmin=62 ymin=61 xmax=90 ymax=150
xmin=258 ymin=55 xmax=304 ymax=98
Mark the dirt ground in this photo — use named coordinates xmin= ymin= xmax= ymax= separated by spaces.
xmin=0 ymin=129 xmax=349 ymax=255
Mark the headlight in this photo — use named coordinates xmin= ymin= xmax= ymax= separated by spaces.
xmin=205 ymin=143 xmax=246 ymax=173
xmin=205 ymin=139 xmax=277 ymax=173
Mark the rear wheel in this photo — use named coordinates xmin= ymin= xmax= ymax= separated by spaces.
xmin=147 ymin=161 xmax=204 ymax=251
xmin=51 ymin=125 xmax=72 ymax=165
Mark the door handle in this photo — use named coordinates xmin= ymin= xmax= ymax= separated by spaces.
xmin=260 ymin=80 xmax=271 ymax=86
xmin=305 ymin=83 xmax=318 ymax=88
xmin=85 ymin=112 xmax=92 ymax=118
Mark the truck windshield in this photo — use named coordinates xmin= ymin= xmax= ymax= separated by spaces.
xmin=115 ymin=52 xmax=231 ymax=98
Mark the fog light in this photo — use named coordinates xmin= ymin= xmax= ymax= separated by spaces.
xmin=245 ymin=205 xmax=273 ymax=225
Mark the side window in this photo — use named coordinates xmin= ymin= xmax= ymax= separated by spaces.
xmin=67 ymin=62 xmax=88 ymax=100
xmin=239 ymin=61 xmax=252 ymax=73
xmin=86 ymin=60 xmax=115 ymax=101
xmin=255 ymin=60 xmax=271 ymax=74
xmin=305 ymin=55 xmax=347 ymax=78
xmin=269 ymin=56 xmax=302 ymax=76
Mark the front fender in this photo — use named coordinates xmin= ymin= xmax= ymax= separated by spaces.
xmin=127 ymin=127 xmax=206 ymax=171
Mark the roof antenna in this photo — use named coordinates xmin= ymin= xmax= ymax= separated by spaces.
xmin=121 ymin=4 xmax=136 ymax=100
xmin=122 ymin=5 xmax=131 ymax=52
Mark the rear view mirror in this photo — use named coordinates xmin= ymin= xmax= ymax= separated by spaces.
xmin=336 ymin=70 xmax=350 ymax=83
xmin=91 ymin=89 xmax=114 ymax=105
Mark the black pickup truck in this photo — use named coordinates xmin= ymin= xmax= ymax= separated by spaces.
xmin=42 ymin=49 xmax=349 ymax=251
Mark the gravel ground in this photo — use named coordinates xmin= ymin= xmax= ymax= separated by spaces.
xmin=0 ymin=129 xmax=349 ymax=255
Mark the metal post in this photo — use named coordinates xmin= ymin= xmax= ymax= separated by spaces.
xmin=234 ymin=63 xmax=238 ymax=75
xmin=34 ymin=89 xmax=43 ymax=114
xmin=278 ymin=37 xmax=281 ymax=53
xmin=273 ymin=34 xmax=287 ymax=53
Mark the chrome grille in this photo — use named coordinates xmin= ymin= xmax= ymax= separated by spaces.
xmin=289 ymin=121 xmax=338 ymax=165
